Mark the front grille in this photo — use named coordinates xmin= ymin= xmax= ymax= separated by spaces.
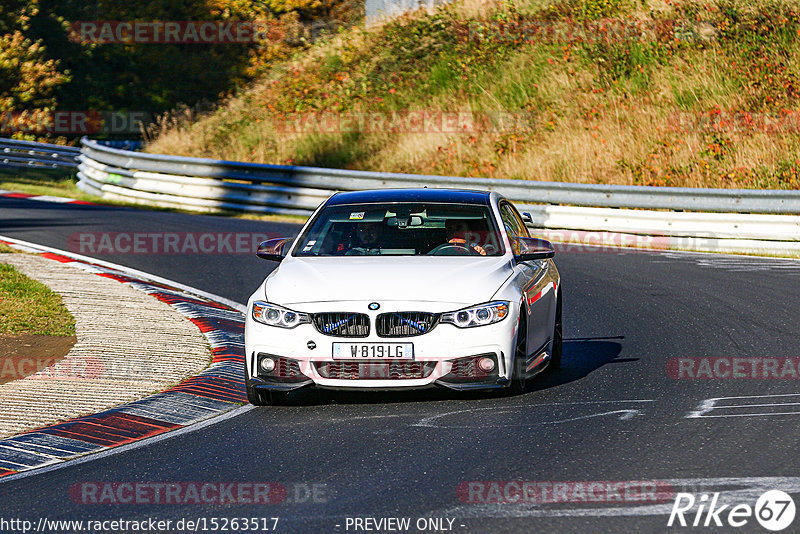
xmin=442 ymin=354 xmax=498 ymax=382
xmin=257 ymin=355 xmax=307 ymax=382
xmin=376 ymin=312 xmax=440 ymax=337
xmin=274 ymin=357 xmax=304 ymax=379
xmin=315 ymin=361 xmax=436 ymax=380
xmin=313 ymin=312 xmax=370 ymax=337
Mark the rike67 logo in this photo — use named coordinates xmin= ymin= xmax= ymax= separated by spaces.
xmin=668 ymin=490 xmax=796 ymax=531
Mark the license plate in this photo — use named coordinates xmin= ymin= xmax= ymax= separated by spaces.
xmin=332 ymin=343 xmax=414 ymax=360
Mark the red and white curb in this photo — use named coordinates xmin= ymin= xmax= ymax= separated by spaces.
xmin=0 ymin=235 xmax=251 ymax=482
xmin=0 ymin=190 xmax=96 ymax=205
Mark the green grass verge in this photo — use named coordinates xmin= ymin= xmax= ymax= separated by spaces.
xmin=0 ymin=171 xmax=93 ymax=200
xmin=0 ymin=263 xmax=76 ymax=336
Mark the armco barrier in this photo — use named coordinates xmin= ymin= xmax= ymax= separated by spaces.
xmin=77 ymin=138 xmax=800 ymax=215
xmin=1 ymin=136 xmax=799 ymax=254
xmin=0 ymin=138 xmax=80 ymax=172
xmin=366 ymin=0 xmax=448 ymax=24
xmin=2 ymin=135 xmax=796 ymax=215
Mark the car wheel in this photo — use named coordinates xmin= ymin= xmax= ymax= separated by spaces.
xmin=548 ymin=288 xmax=563 ymax=372
xmin=509 ymin=312 xmax=527 ymax=395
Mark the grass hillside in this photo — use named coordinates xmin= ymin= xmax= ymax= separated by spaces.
xmin=148 ymin=0 xmax=800 ymax=189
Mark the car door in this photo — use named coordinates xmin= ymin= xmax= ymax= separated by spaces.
xmin=499 ymin=201 xmax=555 ymax=362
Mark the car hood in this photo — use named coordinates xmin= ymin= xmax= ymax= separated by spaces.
xmin=263 ymin=256 xmax=514 ymax=306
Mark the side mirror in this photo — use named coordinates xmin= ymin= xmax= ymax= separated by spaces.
xmin=514 ymin=237 xmax=555 ymax=262
xmin=521 ymin=212 xmax=533 ymax=224
xmin=256 ymin=238 xmax=292 ymax=262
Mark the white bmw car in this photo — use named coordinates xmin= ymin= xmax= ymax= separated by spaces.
xmin=244 ymin=188 xmax=562 ymax=405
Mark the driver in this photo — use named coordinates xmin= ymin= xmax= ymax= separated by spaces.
xmin=445 ymin=219 xmax=486 ymax=255
xmin=346 ymin=222 xmax=384 ymax=255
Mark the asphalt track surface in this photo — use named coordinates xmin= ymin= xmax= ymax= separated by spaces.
xmin=2 ymin=196 xmax=800 ymax=533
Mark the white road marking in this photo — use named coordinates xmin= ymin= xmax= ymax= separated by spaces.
xmin=654 ymin=252 xmax=800 ymax=272
xmin=29 ymin=195 xmax=76 ymax=203
xmin=686 ymin=393 xmax=800 ymax=418
xmin=434 ymin=477 xmax=800 ymax=518
xmin=412 ymin=400 xmax=653 ymax=428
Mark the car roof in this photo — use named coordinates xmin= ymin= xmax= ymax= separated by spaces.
xmin=325 ymin=188 xmax=494 ymax=206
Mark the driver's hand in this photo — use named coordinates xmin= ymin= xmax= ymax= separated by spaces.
xmin=448 ymin=238 xmax=487 ymax=256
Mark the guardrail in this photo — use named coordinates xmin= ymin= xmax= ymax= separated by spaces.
xmin=0 ymin=138 xmax=80 ymax=172
xmin=366 ymin=0 xmax=447 ymax=24
xmin=1 ymin=136 xmax=799 ymax=255
xmin=77 ymin=138 xmax=800 ymax=215
xmin=73 ymin=138 xmax=800 ymax=255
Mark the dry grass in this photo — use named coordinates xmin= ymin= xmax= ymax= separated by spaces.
xmin=147 ymin=0 xmax=800 ymax=190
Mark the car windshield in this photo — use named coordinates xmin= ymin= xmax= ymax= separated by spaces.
xmin=293 ymin=202 xmax=505 ymax=256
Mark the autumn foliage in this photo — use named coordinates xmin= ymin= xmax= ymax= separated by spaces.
xmin=0 ymin=0 xmax=360 ymax=141
xmin=0 ymin=0 xmax=69 ymax=140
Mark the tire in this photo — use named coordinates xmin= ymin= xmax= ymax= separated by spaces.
xmin=548 ymin=288 xmax=563 ymax=372
xmin=508 ymin=313 xmax=528 ymax=395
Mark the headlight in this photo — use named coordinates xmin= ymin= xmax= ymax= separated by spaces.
xmin=252 ymin=301 xmax=311 ymax=328
xmin=441 ymin=301 xmax=509 ymax=328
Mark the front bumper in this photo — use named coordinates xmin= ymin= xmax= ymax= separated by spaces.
xmin=249 ymin=354 xmax=509 ymax=392
xmin=244 ymin=300 xmax=519 ymax=391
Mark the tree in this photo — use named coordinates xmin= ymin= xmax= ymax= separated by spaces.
xmin=0 ymin=0 xmax=69 ymax=139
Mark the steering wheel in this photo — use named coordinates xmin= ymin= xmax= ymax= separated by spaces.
xmin=345 ymin=247 xmax=381 ymax=255
xmin=427 ymin=243 xmax=481 ymax=256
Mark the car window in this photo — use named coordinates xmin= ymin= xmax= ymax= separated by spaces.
xmin=292 ymin=202 xmax=505 ymax=256
xmin=499 ymin=201 xmax=530 ymax=238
